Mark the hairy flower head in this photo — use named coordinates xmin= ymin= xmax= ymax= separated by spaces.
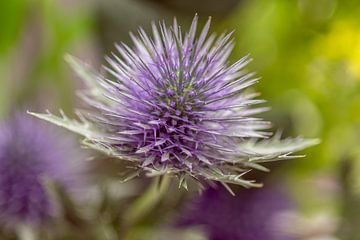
xmin=0 ymin=114 xmax=85 ymax=227
xmin=178 ymin=183 xmax=294 ymax=240
xmin=30 ymin=15 xmax=318 ymax=189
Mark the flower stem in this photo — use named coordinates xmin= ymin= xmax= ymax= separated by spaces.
xmin=123 ymin=174 xmax=171 ymax=227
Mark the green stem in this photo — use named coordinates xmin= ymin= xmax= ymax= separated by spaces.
xmin=123 ymin=175 xmax=171 ymax=227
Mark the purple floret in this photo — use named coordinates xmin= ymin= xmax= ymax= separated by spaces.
xmin=0 ymin=114 xmax=85 ymax=227
xmin=30 ymin=15 xmax=318 ymax=188
xmin=178 ymin=183 xmax=294 ymax=240
xmin=82 ymin=15 xmax=268 ymax=172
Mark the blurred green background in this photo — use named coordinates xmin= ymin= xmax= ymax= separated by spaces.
xmin=1 ymin=0 xmax=360 ymax=239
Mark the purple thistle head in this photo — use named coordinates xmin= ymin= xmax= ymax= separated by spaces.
xmin=30 ymin=15 xmax=318 ymax=188
xmin=0 ymin=114 xmax=85 ymax=227
xmin=178 ymin=183 xmax=295 ymax=240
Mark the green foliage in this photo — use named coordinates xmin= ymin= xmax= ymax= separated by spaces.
xmin=0 ymin=0 xmax=26 ymax=54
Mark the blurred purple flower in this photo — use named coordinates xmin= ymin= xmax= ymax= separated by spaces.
xmin=30 ymin=15 xmax=318 ymax=188
xmin=178 ymin=183 xmax=294 ymax=240
xmin=0 ymin=114 xmax=85 ymax=227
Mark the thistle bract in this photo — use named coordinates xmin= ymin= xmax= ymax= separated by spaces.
xmin=30 ymin=15 xmax=318 ymax=188
xmin=0 ymin=114 xmax=85 ymax=227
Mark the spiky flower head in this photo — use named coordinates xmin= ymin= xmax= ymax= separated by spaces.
xmin=30 ymin=15 xmax=318 ymax=189
xmin=0 ymin=114 xmax=85 ymax=227
xmin=178 ymin=183 xmax=294 ymax=240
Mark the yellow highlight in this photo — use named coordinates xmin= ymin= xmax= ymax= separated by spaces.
xmin=315 ymin=20 xmax=360 ymax=77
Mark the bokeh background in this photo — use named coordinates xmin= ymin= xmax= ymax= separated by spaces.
xmin=1 ymin=0 xmax=360 ymax=239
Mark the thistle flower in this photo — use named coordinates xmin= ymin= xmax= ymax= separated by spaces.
xmin=30 ymin=15 xmax=318 ymax=188
xmin=0 ymin=114 xmax=85 ymax=227
xmin=178 ymin=183 xmax=294 ymax=240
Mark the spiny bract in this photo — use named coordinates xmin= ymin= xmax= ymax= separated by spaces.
xmin=30 ymin=15 xmax=319 ymax=189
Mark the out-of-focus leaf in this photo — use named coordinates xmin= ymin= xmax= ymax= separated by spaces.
xmin=0 ymin=0 xmax=26 ymax=54
xmin=124 ymin=226 xmax=207 ymax=240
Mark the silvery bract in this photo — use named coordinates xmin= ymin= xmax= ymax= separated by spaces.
xmin=30 ymin=15 xmax=319 ymax=189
